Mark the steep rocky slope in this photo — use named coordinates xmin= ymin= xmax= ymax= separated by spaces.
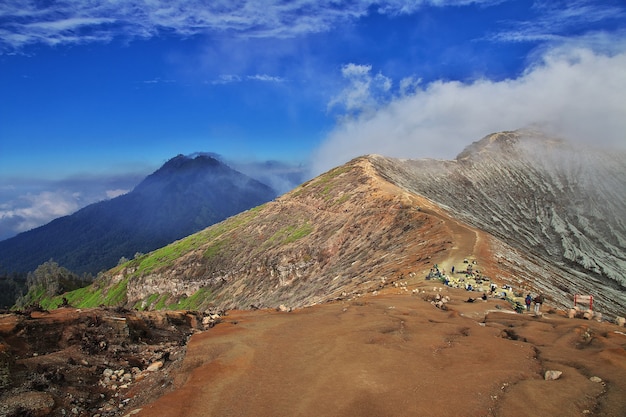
xmin=371 ymin=130 xmax=626 ymax=315
xmin=68 ymin=130 xmax=626 ymax=318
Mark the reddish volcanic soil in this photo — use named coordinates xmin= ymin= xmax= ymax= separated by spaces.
xmin=134 ymin=287 xmax=626 ymax=417
xmin=128 ymin=170 xmax=626 ymax=417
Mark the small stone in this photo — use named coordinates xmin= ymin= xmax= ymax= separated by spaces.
xmin=103 ymin=368 xmax=114 ymax=378
xmin=0 ymin=391 xmax=55 ymax=416
xmin=146 ymin=361 xmax=164 ymax=372
xmin=590 ymin=376 xmax=603 ymax=383
xmin=545 ymin=370 xmax=563 ymax=381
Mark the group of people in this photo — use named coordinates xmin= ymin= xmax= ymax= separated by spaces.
xmin=432 ymin=260 xmax=546 ymax=314
xmin=525 ymin=293 xmax=544 ymax=313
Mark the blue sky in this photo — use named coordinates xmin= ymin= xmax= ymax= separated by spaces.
xmin=1 ymin=0 xmax=625 ymax=241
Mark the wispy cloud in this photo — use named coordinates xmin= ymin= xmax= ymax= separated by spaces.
xmin=210 ymin=73 xmax=286 ymax=85
xmin=312 ymin=41 xmax=626 ymax=174
xmin=210 ymin=74 xmax=243 ymax=85
xmin=490 ymin=0 xmax=626 ymax=43
xmin=142 ymin=77 xmax=176 ymax=84
xmin=0 ymin=190 xmax=82 ymax=239
xmin=0 ymin=174 xmax=141 ymax=241
xmin=247 ymin=74 xmax=286 ymax=83
xmin=0 ymin=0 xmax=500 ymax=51
xmin=328 ymin=64 xmax=392 ymax=114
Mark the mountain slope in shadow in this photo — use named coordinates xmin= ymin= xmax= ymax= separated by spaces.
xmin=0 ymin=154 xmax=277 ymax=275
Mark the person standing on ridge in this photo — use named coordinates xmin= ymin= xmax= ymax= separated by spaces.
xmin=525 ymin=294 xmax=532 ymax=311
xmin=534 ymin=294 xmax=544 ymax=314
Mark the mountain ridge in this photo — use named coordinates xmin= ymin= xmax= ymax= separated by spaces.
xmin=40 ymin=130 xmax=626 ymax=318
xmin=0 ymin=154 xmax=277 ymax=275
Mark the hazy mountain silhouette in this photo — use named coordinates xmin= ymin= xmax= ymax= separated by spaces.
xmin=0 ymin=154 xmax=277 ymax=275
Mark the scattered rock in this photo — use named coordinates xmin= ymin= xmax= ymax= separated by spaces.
xmin=544 ymin=370 xmax=563 ymax=381
xmin=590 ymin=376 xmax=603 ymax=383
xmin=146 ymin=361 xmax=164 ymax=372
xmin=615 ymin=316 xmax=625 ymax=327
xmin=0 ymin=391 xmax=55 ymax=417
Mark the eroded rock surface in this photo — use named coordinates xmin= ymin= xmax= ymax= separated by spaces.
xmin=0 ymin=307 xmax=216 ymax=417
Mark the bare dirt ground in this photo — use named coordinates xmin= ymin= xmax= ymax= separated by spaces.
xmin=132 ymin=287 xmax=626 ymax=417
xmin=130 ymin=184 xmax=626 ymax=417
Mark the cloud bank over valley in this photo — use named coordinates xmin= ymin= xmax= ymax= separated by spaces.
xmin=0 ymin=175 xmax=143 ymax=241
xmin=313 ymin=40 xmax=626 ymax=174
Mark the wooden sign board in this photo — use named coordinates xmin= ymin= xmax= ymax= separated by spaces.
xmin=574 ymin=294 xmax=594 ymax=310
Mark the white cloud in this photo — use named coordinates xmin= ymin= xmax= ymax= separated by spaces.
xmin=0 ymin=175 xmax=142 ymax=241
xmin=247 ymin=74 xmax=286 ymax=82
xmin=312 ymin=42 xmax=626 ymax=174
xmin=0 ymin=191 xmax=80 ymax=238
xmin=106 ymin=189 xmax=129 ymax=199
xmin=328 ymin=63 xmax=392 ymax=113
xmin=211 ymin=74 xmax=243 ymax=85
xmin=0 ymin=0 xmax=499 ymax=51
xmin=210 ymin=73 xmax=285 ymax=84
xmin=490 ymin=1 xmax=626 ymax=43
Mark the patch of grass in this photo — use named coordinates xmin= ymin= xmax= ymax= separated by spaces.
xmin=332 ymin=192 xmax=351 ymax=206
xmin=292 ymin=165 xmax=352 ymax=199
xmin=267 ymin=222 xmax=313 ymax=246
xmin=319 ymin=165 xmax=352 ymax=183
xmin=154 ymin=293 xmax=171 ymax=310
xmin=133 ymin=293 xmax=163 ymax=311
xmin=169 ymin=288 xmax=213 ymax=310
xmin=203 ymin=239 xmax=227 ymax=260
xmin=103 ymin=278 xmax=128 ymax=305
xmin=40 ymin=278 xmax=129 ymax=309
xmin=128 ymin=205 xmax=265 ymax=277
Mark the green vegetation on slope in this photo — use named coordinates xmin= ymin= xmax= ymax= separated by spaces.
xmin=40 ymin=277 xmax=128 ymax=309
xmin=123 ymin=204 xmax=266 ymax=278
xmin=267 ymin=223 xmax=313 ymax=245
xmin=16 ymin=260 xmax=93 ymax=309
xmin=132 ymin=287 xmax=213 ymax=311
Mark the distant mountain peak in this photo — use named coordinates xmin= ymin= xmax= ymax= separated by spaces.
xmin=157 ymin=153 xmax=222 ymax=172
xmin=456 ymin=129 xmax=565 ymax=161
xmin=0 ymin=152 xmax=277 ymax=276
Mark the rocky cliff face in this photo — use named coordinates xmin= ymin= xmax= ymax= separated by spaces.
xmin=371 ymin=130 xmax=626 ymax=314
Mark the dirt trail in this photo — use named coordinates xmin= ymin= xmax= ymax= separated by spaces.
xmin=133 ymin=288 xmax=626 ymax=417
xmin=366 ymin=163 xmax=481 ymax=276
